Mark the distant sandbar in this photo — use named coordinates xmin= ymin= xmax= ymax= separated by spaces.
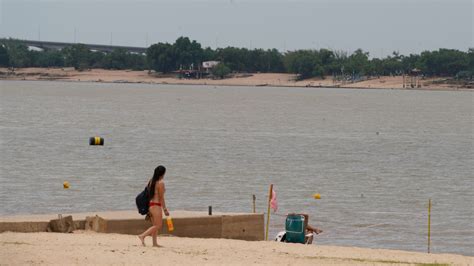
xmin=0 ymin=67 xmax=470 ymax=91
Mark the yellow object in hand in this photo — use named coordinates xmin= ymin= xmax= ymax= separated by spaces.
xmin=63 ymin=181 xmax=70 ymax=189
xmin=313 ymin=193 xmax=321 ymax=199
xmin=166 ymin=217 xmax=174 ymax=232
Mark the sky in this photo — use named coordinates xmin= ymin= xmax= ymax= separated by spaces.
xmin=0 ymin=0 xmax=472 ymax=57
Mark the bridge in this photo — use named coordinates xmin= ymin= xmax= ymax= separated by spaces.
xmin=19 ymin=40 xmax=147 ymax=54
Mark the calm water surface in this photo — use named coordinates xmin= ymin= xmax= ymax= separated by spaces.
xmin=0 ymin=81 xmax=473 ymax=255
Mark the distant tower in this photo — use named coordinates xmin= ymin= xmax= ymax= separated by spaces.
xmin=403 ymin=68 xmax=421 ymax=88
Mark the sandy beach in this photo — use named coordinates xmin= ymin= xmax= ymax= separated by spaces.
xmin=0 ymin=67 xmax=468 ymax=91
xmin=1 ymin=231 xmax=472 ymax=265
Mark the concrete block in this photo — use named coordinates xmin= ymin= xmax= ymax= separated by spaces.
xmin=47 ymin=215 xmax=74 ymax=233
xmin=74 ymin=220 xmax=85 ymax=230
xmin=85 ymin=216 xmax=107 ymax=233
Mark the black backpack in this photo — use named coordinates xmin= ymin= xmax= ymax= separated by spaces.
xmin=135 ymin=186 xmax=149 ymax=215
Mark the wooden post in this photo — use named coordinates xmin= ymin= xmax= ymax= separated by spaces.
xmin=252 ymin=194 xmax=256 ymax=213
xmin=428 ymin=198 xmax=431 ymax=253
xmin=265 ymin=184 xmax=273 ymax=241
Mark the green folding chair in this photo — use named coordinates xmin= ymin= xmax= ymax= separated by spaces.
xmin=285 ymin=214 xmax=306 ymax=244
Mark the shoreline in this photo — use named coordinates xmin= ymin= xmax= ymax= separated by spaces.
xmin=1 ymin=231 xmax=472 ymax=265
xmin=1 ymin=211 xmax=473 ymax=265
xmin=1 ymin=67 xmax=471 ymax=92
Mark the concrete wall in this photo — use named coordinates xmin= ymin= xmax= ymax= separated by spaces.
xmin=222 ymin=215 xmax=264 ymax=241
xmin=0 ymin=221 xmax=49 ymax=233
xmin=104 ymin=214 xmax=264 ymax=241
xmin=0 ymin=213 xmax=264 ymax=241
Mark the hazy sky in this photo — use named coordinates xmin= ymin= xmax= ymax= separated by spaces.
xmin=0 ymin=0 xmax=472 ymax=57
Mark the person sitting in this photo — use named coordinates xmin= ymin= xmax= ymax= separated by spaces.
xmin=301 ymin=214 xmax=323 ymax=244
xmin=276 ymin=213 xmax=322 ymax=244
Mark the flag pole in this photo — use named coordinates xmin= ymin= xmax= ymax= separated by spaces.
xmin=428 ymin=198 xmax=431 ymax=253
xmin=265 ymin=184 xmax=273 ymax=240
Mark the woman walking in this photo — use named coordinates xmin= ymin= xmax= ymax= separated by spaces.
xmin=138 ymin=165 xmax=169 ymax=247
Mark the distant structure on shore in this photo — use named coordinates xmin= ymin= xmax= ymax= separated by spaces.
xmin=202 ymin=61 xmax=220 ymax=73
xmin=174 ymin=61 xmax=221 ymax=79
xmin=18 ymin=39 xmax=146 ymax=54
xmin=403 ymin=68 xmax=422 ymax=88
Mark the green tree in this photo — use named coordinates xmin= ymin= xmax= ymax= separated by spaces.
xmin=401 ymin=54 xmax=421 ymax=73
xmin=147 ymin=42 xmax=175 ymax=73
xmin=216 ymin=47 xmax=248 ymax=71
xmin=102 ymin=48 xmax=128 ymax=69
xmin=202 ymin=47 xmax=217 ymax=62
xmin=380 ymin=52 xmax=403 ymax=75
xmin=264 ymin=48 xmax=285 ymax=72
xmin=173 ymin=37 xmax=203 ymax=69
xmin=35 ymin=50 xmax=65 ymax=67
xmin=1 ymin=39 xmax=31 ymax=67
xmin=89 ymin=51 xmax=106 ymax=68
xmin=0 ymin=44 xmax=10 ymax=67
xmin=284 ymin=50 xmax=318 ymax=79
xmin=126 ymin=53 xmax=146 ymax=70
xmin=63 ymin=44 xmax=93 ymax=70
xmin=212 ymin=63 xmax=231 ymax=79
xmin=325 ymin=50 xmax=348 ymax=75
xmin=346 ymin=49 xmax=370 ymax=75
xmin=101 ymin=49 xmax=146 ymax=70
xmin=418 ymin=49 xmax=469 ymax=76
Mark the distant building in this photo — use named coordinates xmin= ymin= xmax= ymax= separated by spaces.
xmin=202 ymin=61 xmax=220 ymax=73
xmin=27 ymin=46 xmax=43 ymax=52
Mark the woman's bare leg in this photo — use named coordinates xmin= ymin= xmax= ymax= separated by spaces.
xmin=151 ymin=207 xmax=163 ymax=247
xmin=138 ymin=207 xmax=162 ymax=246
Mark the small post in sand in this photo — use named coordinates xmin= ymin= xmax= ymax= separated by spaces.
xmin=252 ymin=194 xmax=256 ymax=213
xmin=428 ymin=198 xmax=431 ymax=253
xmin=265 ymin=184 xmax=273 ymax=240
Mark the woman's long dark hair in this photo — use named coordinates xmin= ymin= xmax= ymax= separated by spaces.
xmin=148 ymin=165 xmax=166 ymax=199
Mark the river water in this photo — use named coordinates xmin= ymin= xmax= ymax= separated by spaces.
xmin=0 ymin=80 xmax=473 ymax=255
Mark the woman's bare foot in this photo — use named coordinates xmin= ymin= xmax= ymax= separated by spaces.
xmin=152 ymin=244 xmax=163 ymax=248
xmin=138 ymin=235 xmax=146 ymax=246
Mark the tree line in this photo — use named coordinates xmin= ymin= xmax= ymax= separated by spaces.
xmin=0 ymin=39 xmax=146 ymax=71
xmin=1 ymin=37 xmax=472 ymax=79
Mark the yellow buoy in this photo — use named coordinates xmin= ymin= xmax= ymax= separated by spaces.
xmin=63 ymin=181 xmax=70 ymax=189
xmin=313 ymin=193 xmax=321 ymax=199
xmin=89 ymin=137 xmax=104 ymax=146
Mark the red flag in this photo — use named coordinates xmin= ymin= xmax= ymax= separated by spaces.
xmin=270 ymin=188 xmax=277 ymax=212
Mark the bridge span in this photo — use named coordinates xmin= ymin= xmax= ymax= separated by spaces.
xmin=20 ymin=40 xmax=147 ymax=54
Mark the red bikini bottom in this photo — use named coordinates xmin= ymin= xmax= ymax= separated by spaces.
xmin=149 ymin=201 xmax=162 ymax=207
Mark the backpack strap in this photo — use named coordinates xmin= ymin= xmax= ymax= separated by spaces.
xmin=146 ymin=179 xmax=153 ymax=199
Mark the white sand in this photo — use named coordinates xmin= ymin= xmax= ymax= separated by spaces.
xmin=1 ymin=232 xmax=472 ymax=265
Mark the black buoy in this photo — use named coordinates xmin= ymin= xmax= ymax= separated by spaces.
xmin=89 ymin=137 xmax=104 ymax=146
